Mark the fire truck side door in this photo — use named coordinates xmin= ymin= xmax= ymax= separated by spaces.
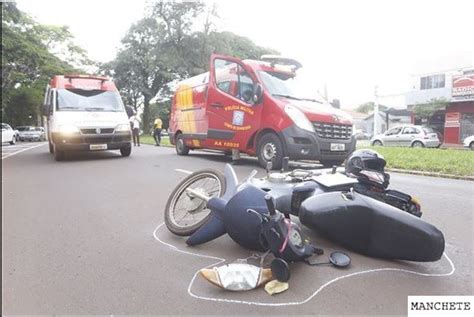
xmin=206 ymin=55 xmax=262 ymax=150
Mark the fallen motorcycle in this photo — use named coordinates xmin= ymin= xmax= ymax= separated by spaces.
xmin=164 ymin=161 xmax=444 ymax=262
xmin=165 ymin=150 xmax=421 ymax=237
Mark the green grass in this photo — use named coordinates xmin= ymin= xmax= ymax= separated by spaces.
xmin=139 ymin=134 xmax=172 ymax=147
xmin=360 ymin=146 xmax=474 ymax=176
xmin=139 ymin=135 xmax=473 ymax=176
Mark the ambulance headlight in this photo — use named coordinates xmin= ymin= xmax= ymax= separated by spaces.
xmin=284 ymin=104 xmax=314 ymax=132
xmin=115 ymin=124 xmax=130 ymax=132
xmin=58 ymin=125 xmax=80 ymax=134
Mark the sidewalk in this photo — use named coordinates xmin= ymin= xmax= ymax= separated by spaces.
xmin=440 ymin=143 xmax=467 ymax=150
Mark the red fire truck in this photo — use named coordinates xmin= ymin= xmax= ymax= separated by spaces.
xmin=42 ymin=75 xmax=132 ymax=161
xmin=169 ymin=54 xmax=356 ymax=169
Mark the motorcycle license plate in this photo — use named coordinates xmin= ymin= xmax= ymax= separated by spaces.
xmin=330 ymin=143 xmax=345 ymax=151
xmin=90 ymin=144 xmax=107 ymax=150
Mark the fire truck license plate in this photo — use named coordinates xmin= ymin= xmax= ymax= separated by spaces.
xmin=330 ymin=143 xmax=345 ymax=151
xmin=90 ymin=144 xmax=107 ymax=150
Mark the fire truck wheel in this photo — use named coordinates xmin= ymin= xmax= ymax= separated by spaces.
xmin=176 ymin=134 xmax=190 ymax=155
xmin=257 ymin=133 xmax=283 ymax=170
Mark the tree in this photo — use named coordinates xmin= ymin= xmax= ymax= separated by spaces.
xmin=178 ymin=31 xmax=279 ymax=76
xmin=412 ymin=98 xmax=448 ymax=120
xmin=112 ymin=17 xmax=178 ymax=132
xmin=108 ymin=1 xmax=279 ymax=131
xmin=101 ymin=50 xmax=143 ymax=113
xmin=1 ymin=2 xmax=90 ymax=125
xmin=3 ymin=85 xmax=43 ymax=127
xmin=356 ymin=102 xmax=388 ymax=114
xmin=149 ymin=99 xmax=171 ymax=131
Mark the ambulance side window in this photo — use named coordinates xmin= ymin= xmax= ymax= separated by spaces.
xmin=214 ymin=59 xmax=255 ymax=105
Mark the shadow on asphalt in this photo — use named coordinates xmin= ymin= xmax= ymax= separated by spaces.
xmin=188 ymin=151 xmax=325 ymax=171
xmin=35 ymin=150 xmax=123 ymax=162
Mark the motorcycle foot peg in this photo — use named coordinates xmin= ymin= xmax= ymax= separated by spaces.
xmin=271 ymin=258 xmax=290 ymax=282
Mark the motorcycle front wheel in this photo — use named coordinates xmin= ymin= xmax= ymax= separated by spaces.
xmin=164 ymin=169 xmax=226 ymax=236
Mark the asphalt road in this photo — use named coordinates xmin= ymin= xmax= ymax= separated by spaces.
xmin=2 ymin=143 xmax=473 ymax=315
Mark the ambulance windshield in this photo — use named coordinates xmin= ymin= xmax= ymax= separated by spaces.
xmin=258 ymin=71 xmax=326 ymax=104
xmin=57 ymin=89 xmax=125 ymax=112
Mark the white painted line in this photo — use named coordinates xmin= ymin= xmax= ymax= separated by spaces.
xmin=153 ymin=222 xmax=455 ymax=307
xmin=1 ymin=143 xmax=46 ymax=160
xmin=2 ymin=144 xmax=39 ymax=149
xmin=175 ymin=169 xmax=193 ymax=174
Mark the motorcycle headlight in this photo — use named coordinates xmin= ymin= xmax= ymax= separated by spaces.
xmin=58 ymin=125 xmax=80 ymax=134
xmin=284 ymin=104 xmax=314 ymax=132
xmin=115 ymin=124 xmax=131 ymax=132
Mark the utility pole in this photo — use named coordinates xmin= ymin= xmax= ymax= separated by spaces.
xmin=373 ymin=85 xmax=379 ymax=136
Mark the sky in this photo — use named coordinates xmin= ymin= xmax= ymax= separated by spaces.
xmin=16 ymin=0 xmax=474 ymax=109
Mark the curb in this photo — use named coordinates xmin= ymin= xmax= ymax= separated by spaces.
xmin=140 ymin=144 xmax=473 ymax=181
xmin=386 ymin=168 xmax=474 ymax=181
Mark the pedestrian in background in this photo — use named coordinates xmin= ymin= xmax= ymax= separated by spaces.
xmin=125 ymin=105 xmax=135 ymax=118
xmin=131 ymin=115 xmax=141 ymax=146
xmin=153 ymin=117 xmax=163 ymax=146
xmin=125 ymin=105 xmax=136 ymax=130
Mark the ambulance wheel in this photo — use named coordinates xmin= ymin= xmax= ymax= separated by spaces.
xmin=165 ymin=169 xmax=226 ymax=236
xmin=176 ymin=134 xmax=189 ymax=155
xmin=54 ymin=147 xmax=65 ymax=161
xmin=120 ymin=145 xmax=132 ymax=157
xmin=257 ymin=133 xmax=284 ymax=170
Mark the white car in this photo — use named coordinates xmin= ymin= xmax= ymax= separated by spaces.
xmin=23 ymin=126 xmax=46 ymax=141
xmin=1 ymin=123 xmax=17 ymax=145
xmin=463 ymin=135 xmax=474 ymax=150
xmin=370 ymin=125 xmax=440 ymax=148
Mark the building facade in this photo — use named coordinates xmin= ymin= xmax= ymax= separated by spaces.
xmin=363 ymin=109 xmax=411 ymax=137
xmin=405 ymin=67 xmax=474 ymax=144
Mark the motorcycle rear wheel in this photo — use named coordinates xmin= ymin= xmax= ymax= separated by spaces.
xmin=164 ymin=169 xmax=226 ymax=236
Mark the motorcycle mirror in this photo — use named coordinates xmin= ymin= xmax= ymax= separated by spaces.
xmin=306 ymin=251 xmax=351 ymax=268
xmin=328 ymin=251 xmax=351 ymax=267
xmin=271 ymin=258 xmax=290 ymax=282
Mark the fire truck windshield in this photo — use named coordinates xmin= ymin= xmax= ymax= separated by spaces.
xmin=258 ymin=70 xmax=325 ymax=104
xmin=57 ymin=89 xmax=124 ymax=112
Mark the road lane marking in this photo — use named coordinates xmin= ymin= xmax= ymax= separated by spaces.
xmin=153 ymin=222 xmax=455 ymax=307
xmin=1 ymin=143 xmax=46 ymax=160
xmin=175 ymin=169 xmax=193 ymax=174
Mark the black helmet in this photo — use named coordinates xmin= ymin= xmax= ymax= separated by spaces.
xmin=345 ymin=149 xmax=389 ymax=188
xmin=345 ymin=149 xmax=386 ymax=175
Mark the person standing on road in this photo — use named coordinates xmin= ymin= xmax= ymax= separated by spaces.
xmin=125 ymin=105 xmax=135 ymax=119
xmin=125 ymin=105 xmax=136 ymax=130
xmin=131 ymin=115 xmax=141 ymax=147
xmin=153 ymin=117 xmax=163 ymax=146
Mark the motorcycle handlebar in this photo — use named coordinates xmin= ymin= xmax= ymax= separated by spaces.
xmin=264 ymin=194 xmax=276 ymax=216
